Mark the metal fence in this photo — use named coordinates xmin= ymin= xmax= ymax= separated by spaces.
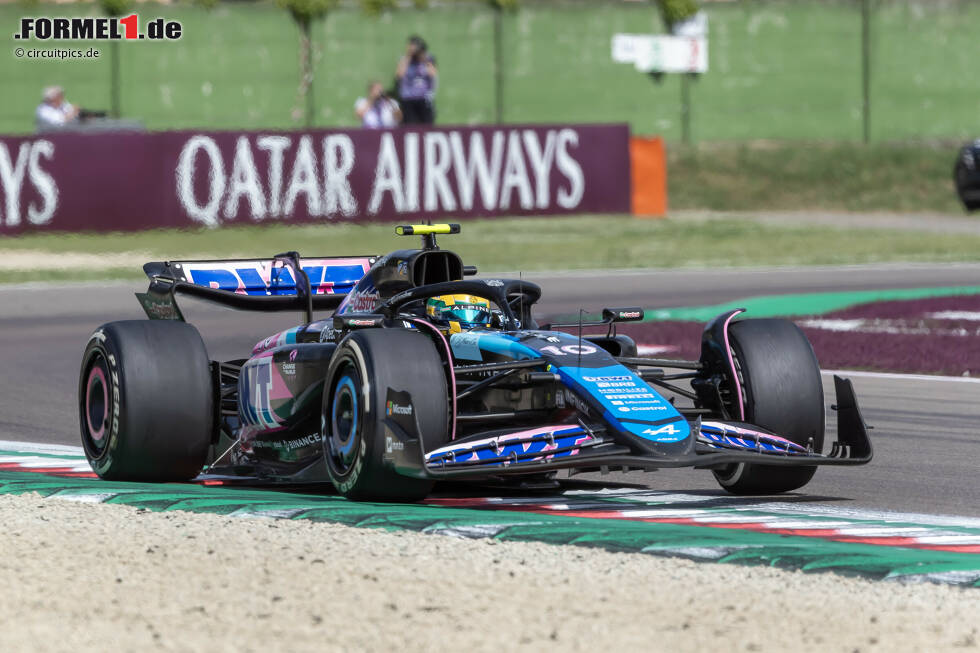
xmin=2 ymin=0 xmax=978 ymax=142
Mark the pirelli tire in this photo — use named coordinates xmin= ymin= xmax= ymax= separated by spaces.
xmin=322 ymin=329 xmax=449 ymax=502
xmin=712 ymin=318 xmax=826 ymax=495
xmin=78 ymin=320 xmax=214 ymax=482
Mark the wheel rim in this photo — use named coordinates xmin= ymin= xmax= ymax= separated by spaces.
xmin=83 ymin=353 xmax=111 ymax=454
xmin=327 ymin=371 xmax=360 ymax=475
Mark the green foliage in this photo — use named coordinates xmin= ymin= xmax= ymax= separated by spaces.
xmin=99 ymin=0 xmax=132 ymax=18
xmin=361 ymin=0 xmax=513 ymax=13
xmin=277 ymin=0 xmax=338 ymax=26
xmin=360 ymin=0 xmax=397 ymax=15
xmin=668 ymin=141 xmax=961 ymax=213
xmin=9 ymin=213 xmax=980 ymax=283
xmin=3 ymin=1 xmax=976 ymax=141
xmin=284 ymin=0 xmax=438 ymax=21
xmin=657 ymin=0 xmax=698 ymax=28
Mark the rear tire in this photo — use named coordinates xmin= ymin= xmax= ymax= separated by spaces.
xmin=79 ymin=320 xmax=214 ymax=481
xmin=322 ymin=329 xmax=448 ymax=501
xmin=712 ymin=319 xmax=825 ymax=495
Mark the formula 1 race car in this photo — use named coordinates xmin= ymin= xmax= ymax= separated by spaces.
xmin=78 ymin=225 xmax=872 ymax=501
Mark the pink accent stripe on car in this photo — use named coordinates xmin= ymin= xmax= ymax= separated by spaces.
xmin=722 ymin=309 xmax=746 ymax=420
xmin=410 ymin=319 xmax=457 ymax=441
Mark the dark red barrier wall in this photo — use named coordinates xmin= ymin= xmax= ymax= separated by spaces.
xmin=0 ymin=124 xmax=631 ymax=234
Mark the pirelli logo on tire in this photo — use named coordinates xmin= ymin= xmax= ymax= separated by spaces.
xmin=336 ymin=439 xmax=367 ymax=496
xmin=106 ymin=353 xmax=121 ymax=442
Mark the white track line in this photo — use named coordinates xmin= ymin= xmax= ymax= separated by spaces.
xmin=0 ymin=440 xmax=87 ymax=455
xmin=821 ymin=369 xmax=980 ymax=384
xmin=628 ymin=353 xmax=980 ymax=384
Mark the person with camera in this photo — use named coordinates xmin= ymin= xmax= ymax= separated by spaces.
xmin=355 ymin=81 xmax=402 ymax=129
xmin=395 ymin=35 xmax=438 ymax=125
xmin=35 ymin=86 xmax=80 ymax=131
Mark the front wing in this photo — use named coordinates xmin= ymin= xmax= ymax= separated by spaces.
xmin=421 ymin=376 xmax=872 ymax=479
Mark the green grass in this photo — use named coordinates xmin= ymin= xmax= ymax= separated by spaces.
xmin=6 ymin=215 xmax=980 ymax=283
xmin=1 ymin=1 xmax=978 ymax=141
xmin=0 ymin=268 xmax=142 ymax=284
xmin=668 ymin=141 xmax=964 ymax=213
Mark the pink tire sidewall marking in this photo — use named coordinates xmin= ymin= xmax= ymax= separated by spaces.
xmin=85 ymin=362 xmax=109 ymax=444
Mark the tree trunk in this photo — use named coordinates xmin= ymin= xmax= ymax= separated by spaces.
xmin=294 ymin=17 xmax=315 ymax=127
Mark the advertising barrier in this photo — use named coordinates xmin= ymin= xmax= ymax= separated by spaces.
xmin=0 ymin=123 xmax=633 ymax=234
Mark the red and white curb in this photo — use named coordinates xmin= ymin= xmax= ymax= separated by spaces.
xmin=426 ymin=490 xmax=980 ymax=558
xmin=4 ymin=439 xmax=980 ymax=585
xmin=0 ymin=441 xmax=95 ymax=478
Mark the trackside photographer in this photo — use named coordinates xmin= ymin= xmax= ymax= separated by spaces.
xmin=35 ymin=85 xmax=80 ymax=130
xmin=395 ymin=35 xmax=438 ymax=125
xmin=35 ymin=85 xmax=110 ymax=132
xmin=355 ymin=81 xmax=402 ymax=129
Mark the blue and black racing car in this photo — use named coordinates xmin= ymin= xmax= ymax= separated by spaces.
xmin=78 ymin=224 xmax=872 ymax=501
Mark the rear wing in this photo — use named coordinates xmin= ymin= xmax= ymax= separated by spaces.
xmin=137 ymin=253 xmax=376 ymax=322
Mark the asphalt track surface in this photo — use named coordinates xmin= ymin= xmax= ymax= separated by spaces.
xmin=1 ymin=262 xmax=978 ymax=516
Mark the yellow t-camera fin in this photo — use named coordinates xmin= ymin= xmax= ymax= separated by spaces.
xmin=395 ymin=224 xmax=461 ymax=236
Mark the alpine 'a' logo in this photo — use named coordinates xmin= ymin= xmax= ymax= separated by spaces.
xmin=643 ymin=424 xmax=680 ymax=437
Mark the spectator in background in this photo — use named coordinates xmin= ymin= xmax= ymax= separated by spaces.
xmin=35 ymin=86 xmax=79 ymax=131
xmin=355 ymin=81 xmax=402 ymax=129
xmin=395 ymin=35 xmax=438 ymax=125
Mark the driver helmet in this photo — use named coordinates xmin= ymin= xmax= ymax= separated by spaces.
xmin=426 ymin=294 xmax=492 ymax=333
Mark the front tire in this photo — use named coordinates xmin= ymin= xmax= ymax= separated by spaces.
xmin=79 ymin=320 xmax=214 ymax=481
xmin=712 ymin=318 xmax=825 ymax=495
xmin=322 ymin=329 xmax=449 ymax=501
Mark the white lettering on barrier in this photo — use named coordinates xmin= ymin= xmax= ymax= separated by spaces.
xmin=282 ymin=135 xmax=320 ymax=217
xmin=0 ymin=142 xmax=29 ymax=227
xmin=424 ymin=131 xmax=454 ymax=212
xmin=556 ymin=129 xmax=585 ymax=209
xmin=225 ymin=135 xmax=266 ymax=220
xmin=171 ymin=127 xmax=590 ymax=227
xmin=0 ymin=140 xmax=58 ymax=227
xmin=452 ymin=130 xmax=503 ymax=210
xmin=323 ymin=135 xmax=357 ymax=217
xmin=500 ymin=130 xmax=534 ymax=211
xmin=177 ymin=134 xmax=362 ymax=225
xmin=523 ymin=130 xmax=557 ymax=209
xmin=369 ymin=132 xmax=404 ymax=214
xmin=27 ymin=140 xmax=57 ymax=225
xmin=1 ymin=126 xmax=594 ymax=231
xmin=403 ymin=132 xmax=420 ymax=212
xmin=257 ymin=135 xmax=290 ymax=217
xmin=176 ymin=135 xmax=226 ymax=227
